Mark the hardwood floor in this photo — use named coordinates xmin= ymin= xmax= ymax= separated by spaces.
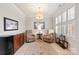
xmin=14 ymin=40 xmax=74 ymax=55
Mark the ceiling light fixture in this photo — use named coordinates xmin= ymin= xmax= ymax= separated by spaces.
xmin=35 ymin=7 xmax=44 ymax=20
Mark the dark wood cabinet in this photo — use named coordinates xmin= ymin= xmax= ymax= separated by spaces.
xmin=13 ymin=34 xmax=20 ymax=52
xmin=13 ymin=33 xmax=24 ymax=53
xmin=0 ymin=36 xmax=13 ymax=55
xmin=0 ymin=33 xmax=24 ymax=55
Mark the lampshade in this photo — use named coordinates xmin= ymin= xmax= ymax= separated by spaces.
xmin=49 ymin=29 xmax=54 ymax=33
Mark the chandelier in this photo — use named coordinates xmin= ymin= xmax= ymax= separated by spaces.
xmin=35 ymin=7 xmax=44 ymax=20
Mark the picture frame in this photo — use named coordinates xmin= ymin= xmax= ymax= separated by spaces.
xmin=4 ymin=17 xmax=18 ymax=31
xmin=34 ymin=22 xmax=45 ymax=29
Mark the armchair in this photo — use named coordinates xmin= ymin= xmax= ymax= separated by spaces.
xmin=24 ymin=30 xmax=35 ymax=43
xmin=43 ymin=33 xmax=55 ymax=43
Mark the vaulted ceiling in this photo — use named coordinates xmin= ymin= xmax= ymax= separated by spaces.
xmin=14 ymin=3 xmax=60 ymax=18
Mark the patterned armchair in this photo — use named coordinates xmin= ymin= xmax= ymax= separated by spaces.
xmin=24 ymin=30 xmax=35 ymax=43
xmin=43 ymin=33 xmax=55 ymax=43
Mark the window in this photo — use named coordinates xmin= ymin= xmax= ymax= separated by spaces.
xmin=55 ymin=6 xmax=75 ymax=36
xmin=61 ymin=24 xmax=66 ymax=35
xmin=55 ymin=15 xmax=61 ymax=35
xmin=58 ymin=25 xmax=61 ymax=35
xmin=55 ymin=26 xmax=58 ymax=34
xmin=68 ymin=7 xmax=75 ymax=20
xmin=56 ymin=17 xmax=58 ymax=24
xmin=58 ymin=15 xmax=61 ymax=23
xmin=67 ymin=22 xmax=75 ymax=35
xmin=55 ymin=25 xmax=61 ymax=35
xmin=56 ymin=15 xmax=61 ymax=25
xmin=62 ymin=11 xmax=67 ymax=22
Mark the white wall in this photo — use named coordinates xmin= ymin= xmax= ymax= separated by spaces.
xmin=0 ymin=3 xmax=26 ymax=36
xmin=25 ymin=16 xmax=53 ymax=30
xmin=53 ymin=3 xmax=79 ymax=54
xmin=75 ymin=4 xmax=79 ymax=54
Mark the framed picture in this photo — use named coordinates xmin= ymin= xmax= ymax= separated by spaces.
xmin=4 ymin=17 xmax=18 ymax=31
xmin=34 ymin=22 xmax=45 ymax=29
